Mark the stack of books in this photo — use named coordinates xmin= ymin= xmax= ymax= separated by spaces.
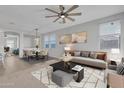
xmin=72 ymin=65 xmax=84 ymax=72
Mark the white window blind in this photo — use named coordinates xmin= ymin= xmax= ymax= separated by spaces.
xmin=99 ymin=20 xmax=121 ymax=50
xmin=44 ymin=33 xmax=56 ymax=48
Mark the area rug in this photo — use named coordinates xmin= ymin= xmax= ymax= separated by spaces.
xmin=31 ymin=65 xmax=106 ymax=88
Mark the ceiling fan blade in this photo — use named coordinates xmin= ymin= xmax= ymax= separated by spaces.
xmin=68 ymin=13 xmax=82 ymax=16
xmin=45 ymin=15 xmax=58 ymax=18
xmin=65 ymin=5 xmax=79 ymax=14
xmin=53 ymin=17 xmax=60 ymax=22
xmin=45 ymin=8 xmax=59 ymax=14
xmin=59 ymin=5 xmax=64 ymax=13
xmin=63 ymin=18 xmax=66 ymax=23
xmin=66 ymin=17 xmax=75 ymax=21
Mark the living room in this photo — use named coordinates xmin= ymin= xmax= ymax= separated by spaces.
xmin=0 ymin=4 xmax=124 ymax=89
xmin=42 ymin=12 xmax=124 ymax=58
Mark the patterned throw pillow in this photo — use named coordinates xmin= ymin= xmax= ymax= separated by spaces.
xmin=81 ymin=51 xmax=90 ymax=57
xmin=90 ymin=52 xmax=97 ymax=59
xmin=74 ymin=52 xmax=80 ymax=56
xmin=117 ymin=63 xmax=124 ymax=75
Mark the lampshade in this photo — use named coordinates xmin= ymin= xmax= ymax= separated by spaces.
xmin=64 ymin=46 xmax=71 ymax=51
xmin=111 ymin=48 xmax=120 ymax=54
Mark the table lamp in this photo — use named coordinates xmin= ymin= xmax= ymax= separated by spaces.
xmin=64 ymin=46 xmax=71 ymax=51
xmin=64 ymin=46 xmax=71 ymax=56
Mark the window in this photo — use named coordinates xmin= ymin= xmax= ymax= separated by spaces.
xmin=99 ymin=20 xmax=121 ymax=50
xmin=49 ymin=34 xmax=56 ymax=48
xmin=44 ymin=35 xmax=49 ymax=48
xmin=7 ymin=40 xmax=15 ymax=49
xmin=44 ymin=33 xmax=56 ymax=48
xmin=6 ymin=35 xmax=18 ymax=50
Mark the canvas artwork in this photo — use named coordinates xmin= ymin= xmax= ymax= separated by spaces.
xmin=59 ymin=34 xmax=72 ymax=44
xmin=59 ymin=32 xmax=87 ymax=44
xmin=72 ymin=32 xmax=87 ymax=43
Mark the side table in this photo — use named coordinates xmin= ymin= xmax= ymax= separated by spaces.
xmin=72 ymin=65 xmax=84 ymax=82
xmin=110 ymin=60 xmax=117 ymax=66
xmin=108 ymin=60 xmax=117 ymax=70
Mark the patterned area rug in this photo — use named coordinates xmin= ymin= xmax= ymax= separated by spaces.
xmin=31 ymin=65 xmax=106 ymax=88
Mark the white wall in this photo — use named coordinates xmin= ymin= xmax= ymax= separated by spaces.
xmin=42 ymin=13 xmax=124 ymax=58
xmin=23 ymin=34 xmax=42 ymax=49
xmin=4 ymin=32 xmax=35 ymax=49
xmin=0 ymin=29 xmax=4 ymax=54
xmin=23 ymin=35 xmax=35 ymax=48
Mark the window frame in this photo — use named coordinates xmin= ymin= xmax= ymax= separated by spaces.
xmin=99 ymin=20 xmax=121 ymax=51
xmin=44 ymin=33 xmax=56 ymax=48
xmin=6 ymin=38 xmax=17 ymax=49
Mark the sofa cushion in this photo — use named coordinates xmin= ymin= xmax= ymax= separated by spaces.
xmin=71 ymin=56 xmax=106 ymax=69
xmin=72 ymin=57 xmax=105 ymax=63
xmin=80 ymin=51 xmax=90 ymax=57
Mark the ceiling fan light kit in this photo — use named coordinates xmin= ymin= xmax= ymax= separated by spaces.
xmin=45 ymin=5 xmax=82 ymax=23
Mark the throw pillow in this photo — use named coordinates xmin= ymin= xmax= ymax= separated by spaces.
xmin=90 ymin=52 xmax=97 ymax=59
xmin=81 ymin=51 xmax=90 ymax=57
xmin=96 ymin=53 xmax=106 ymax=61
xmin=74 ymin=52 xmax=80 ymax=56
xmin=116 ymin=63 xmax=124 ymax=75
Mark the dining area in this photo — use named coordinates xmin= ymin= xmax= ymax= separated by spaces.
xmin=23 ymin=48 xmax=48 ymax=61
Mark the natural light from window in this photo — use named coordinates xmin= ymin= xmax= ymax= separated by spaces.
xmin=99 ymin=20 xmax=121 ymax=51
xmin=44 ymin=33 xmax=56 ymax=48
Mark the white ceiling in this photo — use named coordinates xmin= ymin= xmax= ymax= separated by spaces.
xmin=0 ymin=5 xmax=124 ymax=34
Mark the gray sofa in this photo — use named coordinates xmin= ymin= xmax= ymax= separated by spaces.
xmin=69 ymin=51 xmax=107 ymax=69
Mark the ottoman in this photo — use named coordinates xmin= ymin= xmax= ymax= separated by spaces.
xmin=52 ymin=70 xmax=73 ymax=87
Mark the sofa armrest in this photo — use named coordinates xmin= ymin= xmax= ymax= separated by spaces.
xmin=107 ymin=72 xmax=124 ymax=88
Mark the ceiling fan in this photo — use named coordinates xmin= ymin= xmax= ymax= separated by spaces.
xmin=45 ymin=5 xmax=82 ymax=23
